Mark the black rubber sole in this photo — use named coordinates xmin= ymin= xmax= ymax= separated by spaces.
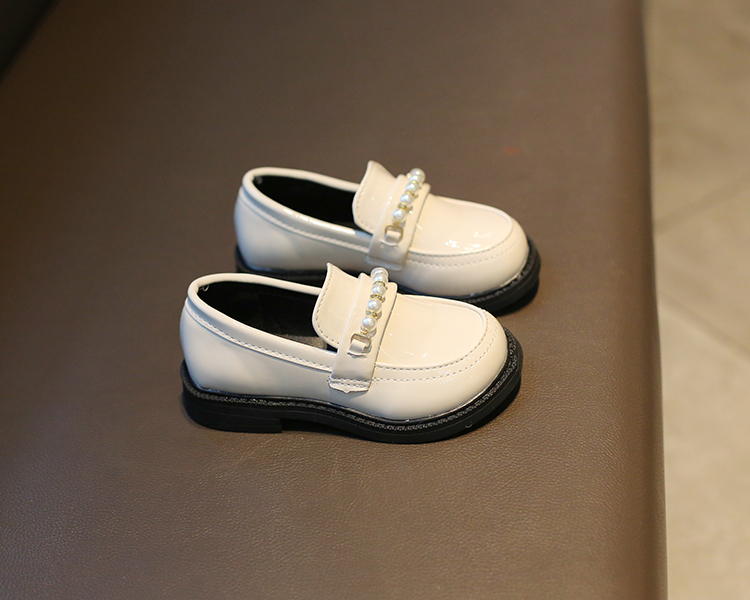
xmin=234 ymin=238 xmax=541 ymax=315
xmin=181 ymin=328 xmax=523 ymax=444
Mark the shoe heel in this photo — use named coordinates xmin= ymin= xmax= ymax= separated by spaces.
xmin=181 ymin=365 xmax=284 ymax=433
xmin=183 ymin=394 xmax=284 ymax=433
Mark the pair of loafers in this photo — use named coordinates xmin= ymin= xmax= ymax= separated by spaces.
xmin=180 ymin=162 xmax=540 ymax=443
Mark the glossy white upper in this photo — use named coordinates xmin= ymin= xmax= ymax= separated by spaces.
xmin=180 ymin=266 xmax=509 ymax=421
xmin=234 ymin=161 xmax=530 ymax=297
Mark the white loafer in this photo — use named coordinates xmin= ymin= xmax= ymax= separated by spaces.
xmin=180 ymin=264 xmax=522 ymax=443
xmin=234 ymin=161 xmax=540 ymax=314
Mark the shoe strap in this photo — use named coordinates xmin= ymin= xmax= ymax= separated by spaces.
xmin=329 ymin=270 xmax=397 ymax=393
xmin=366 ymin=174 xmax=430 ymax=270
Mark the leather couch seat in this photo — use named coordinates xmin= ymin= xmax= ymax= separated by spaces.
xmin=0 ymin=1 xmax=665 ymax=598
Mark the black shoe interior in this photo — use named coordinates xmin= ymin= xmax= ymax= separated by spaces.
xmin=197 ymin=281 xmax=331 ymax=350
xmin=253 ymin=175 xmax=359 ymax=228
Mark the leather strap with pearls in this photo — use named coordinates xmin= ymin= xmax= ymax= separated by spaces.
xmin=384 ymin=168 xmax=426 ymax=244
xmin=366 ymin=168 xmax=430 ymax=270
xmin=348 ymin=267 xmax=390 ymax=355
xmin=329 ymin=267 xmax=398 ymax=393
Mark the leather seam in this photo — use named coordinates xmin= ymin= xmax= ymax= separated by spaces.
xmin=186 ymin=304 xmax=332 ymax=372
xmin=241 ymin=188 xmax=369 ymax=253
xmin=329 ymin=377 xmax=369 ymax=384
xmin=377 ymin=312 xmax=490 ymax=372
xmin=371 ymin=320 xmax=500 ymax=383
xmin=405 ymin=200 xmax=517 ymax=259
xmin=405 ymin=234 xmax=522 ymax=267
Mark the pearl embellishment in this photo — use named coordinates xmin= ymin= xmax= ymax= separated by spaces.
xmin=352 ymin=268 xmax=391 ymax=343
xmin=405 ymin=181 xmax=420 ymax=195
xmin=371 ymin=267 xmax=388 ymax=282
xmin=409 ymin=168 xmax=426 ymax=184
xmin=382 ymin=168 xmax=426 ymax=245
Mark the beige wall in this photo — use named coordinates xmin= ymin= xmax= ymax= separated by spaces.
xmin=647 ymin=0 xmax=750 ymax=597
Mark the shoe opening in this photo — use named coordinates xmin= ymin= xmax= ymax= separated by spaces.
xmin=198 ymin=281 xmax=331 ymax=350
xmin=254 ymin=175 xmax=361 ymax=229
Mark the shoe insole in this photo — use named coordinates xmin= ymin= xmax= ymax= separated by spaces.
xmin=198 ymin=281 xmax=330 ymax=350
xmin=254 ymin=175 xmax=360 ymax=229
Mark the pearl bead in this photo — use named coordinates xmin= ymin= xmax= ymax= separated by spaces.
xmin=370 ymin=267 xmax=388 ymax=282
xmin=362 ymin=316 xmax=377 ymax=331
xmin=400 ymin=193 xmax=413 ymax=206
xmin=405 ymin=181 xmax=420 ymax=195
xmin=372 ymin=282 xmax=386 ymax=296
xmin=367 ymin=298 xmax=382 ymax=312
xmin=409 ymin=168 xmax=425 ymax=184
xmin=393 ymin=208 xmax=407 ymax=222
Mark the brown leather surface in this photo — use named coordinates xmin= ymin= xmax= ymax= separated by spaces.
xmin=0 ymin=1 xmax=665 ymax=598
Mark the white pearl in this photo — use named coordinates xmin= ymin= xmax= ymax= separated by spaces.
xmin=370 ymin=267 xmax=388 ymax=282
xmin=362 ymin=315 xmax=377 ymax=331
xmin=393 ymin=208 xmax=407 ymax=222
xmin=409 ymin=168 xmax=425 ymax=184
xmin=372 ymin=282 xmax=386 ymax=296
xmin=367 ymin=298 xmax=382 ymax=312
xmin=405 ymin=181 xmax=420 ymax=195
xmin=400 ymin=193 xmax=413 ymax=206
